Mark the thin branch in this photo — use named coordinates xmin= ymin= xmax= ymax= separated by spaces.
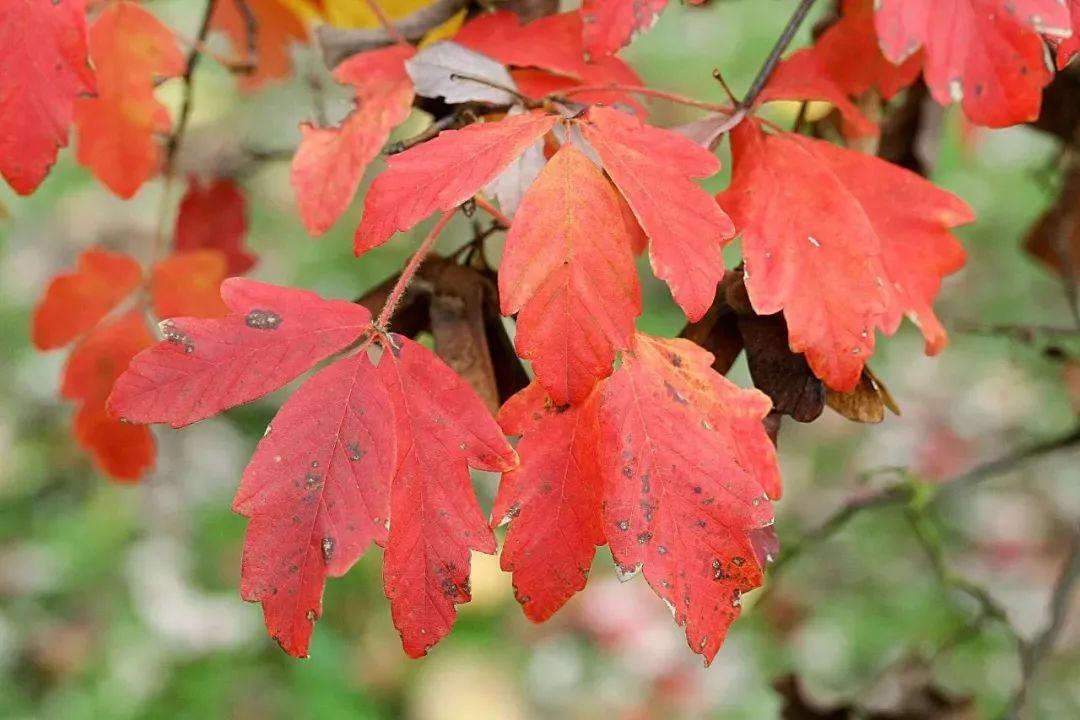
xmin=1008 ymin=524 xmax=1080 ymax=719
xmin=232 ymin=0 xmax=258 ymax=74
xmin=473 ymin=194 xmax=511 ymax=229
xmin=387 ymin=113 xmax=461 ymax=154
xmin=552 ymin=84 xmax=734 ymax=113
xmin=953 ymin=321 xmax=1080 ymax=342
xmin=767 ymin=426 xmax=1080 ymax=577
xmin=450 ymin=72 xmax=538 ymax=106
xmin=741 ymin=0 xmax=820 ymax=108
xmin=362 ymin=0 xmax=409 ymax=46
xmin=375 ymin=210 xmax=458 ymax=329
xmin=166 ymin=0 xmax=219 ymax=173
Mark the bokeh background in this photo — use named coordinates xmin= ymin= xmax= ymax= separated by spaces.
xmin=2 ymin=1 xmax=1080 ymax=718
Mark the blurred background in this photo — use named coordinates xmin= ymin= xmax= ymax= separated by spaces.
xmin=2 ymin=0 xmax=1080 ymax=718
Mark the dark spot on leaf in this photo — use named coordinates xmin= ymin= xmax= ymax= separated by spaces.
xmin=246 ymin=308 xmax=282 ymax=330
xmin=347 ymin=442 xmax=364 ymax=461
xmin=322 ymin=537 xmax=335 ymax=563
xmin=663 ymin=380 xmax=688 ymax=404
xmin=160 ymin=320 xmax=194 ymax=353
xmin=732 ymin=556 xmax=746 ymax=567
xmin=306 ymin=609 xmax=317 ymax=623
xmin=637 ymin=531 xmax=652 ymax=545
xmin=617 ymin=520 xmax=629 ymax=531
xmin=304 ymin=473 xmax=321 ymax=490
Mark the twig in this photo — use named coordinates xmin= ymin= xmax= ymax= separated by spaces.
xmin=473 ymin=194 xmax=511 ymax=229
xmin=362 ymin=0 xmax=409 ymax=46
xmin=232 ymin=0 xmax=258 ymax=74
xmin=552 ymin=84 xmax=734 ymax=113
xmin=165 ymin=0 xmax=219 ymax=173
xmin=767 ymin=426 xmax=1080 ymax=577
xmin=741 ymin=0 xmax=820 ymax=108
xmin=375 ymin=210 xmax=458 ymax=329
xmin=450 ymin=72 xmax=537 ymax=106
xmin=1007 ymin=523 xmax=1080 ymax=719
xmin=387 ymin=113 xmax=461 ymax=154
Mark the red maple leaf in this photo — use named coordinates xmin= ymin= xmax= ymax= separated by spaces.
xmin=1056 ymin=0 xmax=1080 ymax=68
xmin=497 ymin=333 xmax=778 ymax=664
xmin=874 ymin=0 xmax=1071 ymax=127
xmin=211 ymin=0 xmax=307 ymax=89
xmin=355 ymin=112 xmax=557 ymax=253
xmin=175 ymin=177 xmax=257 ymax=275
xmin=813 ymin=0 xmax=922 ymax=101
xmin=720 ymin=119 xmax=973 ymax=391
xmin=581 ymin=0 xmax=669 ymax=57
xmin=499 ymin=143 xmax=641 ymax=404
xmin=109 ymin=280 xmax=518 ymax=657
xmin=74 ymin=1 xmax=184 ymax=197
xmin=578 ymin=105 xmax=735 ymax=321
xmin=455 ymin=10 xmax=589 ymax=78
xmin=494 ymin=382 xmax=605 ymax=622
xmin=0 ymin=0 xmax=95 ymax=195
xmin=108 ymin=279 xmax=371 ymax=428
xmin=32 ymin=248 xmax=142 ymax=350
xmin=291 ymin=44 xmax=416 ymax=236
xmin=35 ymin=244 xmax=254 ymax=481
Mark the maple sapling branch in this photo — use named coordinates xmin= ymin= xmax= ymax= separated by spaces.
xmin=166 ymin=0 xmax=219 ymax=173
xmin=375 ymin=209 xmax=458 ymax=329
xmin=362 ymin=0 xmax=410 ymax=47
xmin=741 ymin=0 xmax=820 ymax=108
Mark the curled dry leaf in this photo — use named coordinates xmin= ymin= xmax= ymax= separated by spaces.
xmin=406 ymin=40 xmax=519 ymax=105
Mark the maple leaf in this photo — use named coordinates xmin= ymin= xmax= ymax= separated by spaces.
xmin=578 ymin=105 xmax=734 ymax=321
xmin=108 ymin=279 xmax=372 ymax=427
xmin=234 ymin=350 xmax=396 ymax=657
xmin=454 ymin=10 xmax=589 ymax=79
xmin=211 ymin=0 xmax=308 ymax=89
xmin=581 ymin=0 xmax=668 ymax=57
xmin=74 ymin=1 xmax=184 ymax=198
xmin=598 ymin=334 xmax=777 ymax=663
xmin=111 ymin=277 xmax=516 ymax=657
xmin=499 ymin=143 xmax=641 ymax=404
xmin=32 ymin=248 xmax=143 ymax=350
xmin=176 ymin=177 xmax=256 ymax=274
xmin=291 ymin=44 xmax=415 ymax=236
xmin=874 ymin=0 xmax=1071 ymax=127
xmin=494 ymin=382 xmax=604 ymax=622
xmin=355 ymin=112 xmax=557 ymax=253
xmin=151 ymin=251 xmax=230 ymax=320
xmin=813 ymin=0 xmax=922 ymax=101
xmin=0 ymin=0 xmax=95 ymax=195
xmin=720 ymin=120 xmax=973 ymax=391
xmin=1056 ymin=0 xmax=1080 ymax=68
xmin=63 ymin=310 xmax=156 ymax=480
xmin=498 ymin=333 xmax=779 ymax=663
xmin=378 ymin=334 xmax=518 ymax=657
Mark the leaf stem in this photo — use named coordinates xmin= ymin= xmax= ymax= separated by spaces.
xmin=375 ymin=210 xmax=458 ymax=329
xmin=740 ymin=0 xmax=820 ymax=108
xmin=473 ymin=194 xmax=511 ymax=229
xmin=166 ymin=0 xmax=219 ymax=173
xmin=552 ymin=84 xmax=734 ymax=113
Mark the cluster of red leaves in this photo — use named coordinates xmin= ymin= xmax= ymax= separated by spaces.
xmin=7 ymin=0 xmax=1075 ymax=667
xmin=31 ymin=177 xmax=254 ymax=479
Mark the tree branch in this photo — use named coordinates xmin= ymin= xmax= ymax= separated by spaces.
xmin=767 ymin=426 xmax=1080 ymax=577
xmin=166 ymin=0 xmax=219 ymax=173
xmin=1008 ymin=523 xmax=1080 ymax=718
xmin=741 ymin=0 xmax=820 ymax=107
